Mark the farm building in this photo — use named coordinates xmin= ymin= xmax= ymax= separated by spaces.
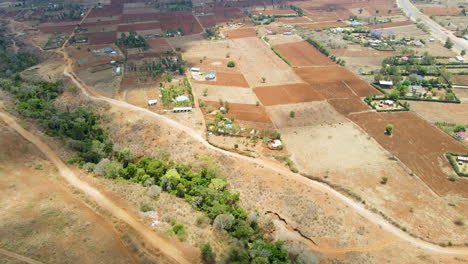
xmin=410 ymin=85 xmax=423 ymax=94
xmin=148 ymin=99 xmax=158 ymax=106
xmin=457 ymin=156 xmax=468 ymax=163
xmin=455 ymin=131 xmax=466 ymax=140
xmin=205 ymin=72 xmax=216 ymax=80
xmin=379 ymin=80 xmax=393 ymax=88
xmin=191 ymin=67 xmax=200 ymax=72
xmin=455 ymin=56 xmax=465 ymax=62
xmin=173 ymin=107 xmax=192 ymax=112
xmin=103 ymin=48 xmax=114 ymax=53
xmin=175 ymin=95 xmax=189 ymax=102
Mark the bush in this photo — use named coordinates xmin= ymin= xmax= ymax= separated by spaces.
xmin=140 ymin=203 xmax=153 ymax=212
xmin=148 ymin=185 xmax=162 ymax=198
xmin=227 ymin=61 xmax=236 ymax=67
xmin=385 ymin=124 xmax=394 ymax=135
xmin=381 ymin=176 xmax=388 ymax=184
xmin=448 ymin=173 xmax=458 ymax=182
xmin=213 ymin=214 xmax=234 ymax=232
xmin=454 ymin=217 xmax=465 ymax=226
xmin=201 ymin=243 xmax=216 ymax=263
xmin=289 ymin=111 xmax=295 ymax=118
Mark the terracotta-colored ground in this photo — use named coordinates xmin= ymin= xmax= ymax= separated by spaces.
xmin=225 ymin=28 xmax=257 ymax=39
xmin=117 ymin=22 xmax=161 ymax=32
xmin=79 ymin=31 xmax=118 ymax=45
xmin=194 ymin=72 xmax=249 ymax=88
xmin=328 ymin=97 xmax=370 ymax=115
xmin=119 ymin=11 xmax=202 ymax=35
xmin=300 ymin=21 xmax=348 ymax=29
xmin=365 ymin=20 xmax=413 ymax=30
xmin=254 ymin=83 xmax=325 ymax=106
xmin=452 ymin=75 xmax=468 ymax=85
xmin=38 ymin=24 xmax=76 ymax=34
xmin=404 ymin=101 xmax=468 ymax=124
xmin=349 ymin=111 xmax=468 ymax=196
xmin=295 ymin=66 xmax=381 ymax=97
xmin=274 ymin=41 xmax=335 ymax=66
xmin=147 ymin=38 xmax=173 ymax=54
xmin=205 ymin=101 xmax=272 ymax=123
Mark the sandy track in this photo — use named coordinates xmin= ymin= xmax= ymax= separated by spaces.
xmin=59 ymin=52 xmax=468 ymax=256
xmin=0 ymin=111 xmax=192 ymax=264
xmin=0 ymin=248 xmax=44 ymax=264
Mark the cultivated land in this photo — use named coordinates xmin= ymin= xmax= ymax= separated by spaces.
xmin=2 ymin=0 xmax=468 ymax=262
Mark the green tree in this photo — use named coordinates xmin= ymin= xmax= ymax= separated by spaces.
xmin=385 ymin=124 xmax=394 ymax=135
xmin=201 ymin=243 xmax=216 ymax=264
xmin=444 ymin=38 xmax=454 ymax=49
xmin=161 ymin=168 xmax=181 ymax=191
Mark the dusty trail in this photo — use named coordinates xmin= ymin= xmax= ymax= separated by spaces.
xmin=0 ymin=111 xmax=192 ymax=264
xmin=0 ymin=248 xmax=44 ymax=264
xmin=59 ymin=49 xmax=468 ymax=256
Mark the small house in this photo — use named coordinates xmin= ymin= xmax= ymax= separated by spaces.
xmin=173 ymin=107 xmax=192 ymax=113
xmin=270 ymin=139 xmax=283 ymax=149
xmin=455 ymin=56 xmax=465 ymax=62
xmin=148 ymin=99 xmax=158 ymax=106
xmin=379 ymin=80 xmax=393 ymax=88
xmin=175 ymin=95 xmax=189 ymax=102
xmin=457 ymin=156 xmax=468 ymax=163
xmin=283 ymin=32 xmax=293 ymax=35
xmin=384 ymin=100 xmax=394 ymax=105
xmin=410 ymin=85 xmax=423 ymax=94
xmin=455 ymin=132 xmax=466 ymax=140
xmin=191 ymin=67 xmax=200 ymax=72
xmin=205 ymin=72 xmax=216 ymax=80
xmin=103 ymin=48 xmax=114 ymax=53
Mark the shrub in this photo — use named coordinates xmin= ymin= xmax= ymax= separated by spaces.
xmin=448 ymin=173 xmax=458 ymax=182
xmin=213 ymin=214 xmax=234 ymax=232
xmin=227 ymin=61 xmax=236 ymax=67
xmin=148 ymin=185 xmax=162 ymax=198
xmin=289 ymin=111 xmax=295 ymax=118
xmin=385 ymin=124 xmax=394 ymax=135
xmin=201 ymin=243 xmax=216 ymax=263
xmin=140 ymin=203 xmax=153 ymax=212
xmin=454 ymin=217 xmax=465 ymax=226
xmin=381 ymin=176 xmax=388 ymax=184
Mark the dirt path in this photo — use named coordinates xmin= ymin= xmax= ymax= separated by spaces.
xmin=0 ymin=111 xmax=192 ymax=264
xmin=58 ymin=48 xmax=468 ymax=256
xmin=0 ymin=248 xmax=44 ymax=264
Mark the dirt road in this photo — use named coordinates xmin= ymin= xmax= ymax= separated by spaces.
xmin=0 ymin=111 xmax=192 ymax=264
xmin=59 ymin=51 xmax=468 ymax=256
xmin=0 ymin=248 xmax=44 ymax=264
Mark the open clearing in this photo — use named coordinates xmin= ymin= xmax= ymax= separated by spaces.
xmin=274 ymin=41 xmax=335 ymax=66
xmin=194 ymin=72 xmax=249 ymax=87
xmin=204 ymin=101 xmax=272 ymax=123
xmin=224 ymin=28 xmax=257 ymax=39
xmin=194 ymin=83 xmax=258 ymax=104
xmin=349 ymin=111 xmax=468 ymax=196
xmin=406 ymin=101 xmax=468 ymax=124
xmin=265 ymin=101 xmax=347 ymax=128
xmin=254 ymin=83 xmax=324 ymax=106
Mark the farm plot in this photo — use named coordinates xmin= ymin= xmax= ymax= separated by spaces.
xmin=349 ymin=111 xmax=468 ymax=196
xmin=117 ymin=22 xmax=161 ymax=32
xmin=365 ymin=20 xmax=413 ymax=30
xmin=157 ymin=12 xmax=202 ymax=35
xmin=299 ymin=21 xmax=347 ymax=29
xmin=418 ymin=6 xmax=463 ymax=15
xmin=194 ymin=72 xmax=249 ymax=88
xmin=224 ymin=28 xmax=257 ymax=39
xmin=147 ymin=38 xmax=173 ymax=54
xmin=38 ymin=23 xmax=75 ymax=34
xmin=250 ymin=9 xmax=296 ymax=16
xmin=328 ymin=97 xmax=370 ymax=115
xmin=80 ymin=31 xmax=117 ymax=45
xmin=204 ymin=101 xmax=272 ymax=123
xmin=452 ymin=75 xmax=468 ymax=85
xmin=403 ymin=101 xmax=468 ymax=124
xmin=276 ymin=16 xmax=311 ymax=24
xmin=254 ymin=83 xmax=324 ymax=106
xmin=194 ymin=83 xmax=258 ymax=104
xmin=265 ymin=101 xmax=347 ymax=128
xmin=274 ymin=41 xmax=334 ymax=66
xmin=295 ymin=66 xmax=381 ymax=97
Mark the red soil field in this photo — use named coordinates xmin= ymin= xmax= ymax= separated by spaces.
xmin=120 ymin=11 xmax=202 ymax=35
xmin=82 ymin=19 xmax=122 ymax=27
xmin=254 ymin=83 xmax=325 ymax=106
xmin=349 ymin=111 xmax=468 ymax=196
xmin=328 ymin=97 xmax=370 ymax=115
xmin=365 ymin=20 xmax=413 ymax=30
xmin=294 ymin=67 xmax=381 ymax=97
xmin=198 ymin=8 xmax=245 ymax=27
xmin=82 ymin=31 xmax=117 ymax=45
xmin=312 ymin=81 xmax=356 ymax=99
xmin=225 ymin=28 xmax=257 ymax=39
xmin=38 ymin=24 xmax=76 ymax=34
xmin=195 ymin=72 xmax=249 ymax=88
xmin=205 ymin=101 xmax=272 ymax=123
xmin=117 ymin=22 xmax=160 ymax=32
xmin=419 ymin=6 xmax=463 ymax=16
xmin=251 ymin=9 xmax=296 ymax=16
xmin=147 ymin=38 xmax=172 ymax=53
xmin=277 ymin=16 xmax=311 ymax=24
xmin=300 ymin=21 xmax=347 ymax=29
xmin=87 ymin=5 xmax=123 ymax=18
xmin=274 ymin=41 xmax=335 ymax=66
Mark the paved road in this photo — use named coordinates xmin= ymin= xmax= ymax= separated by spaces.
xmin=396 ymin=0 xmax=468 ymax=53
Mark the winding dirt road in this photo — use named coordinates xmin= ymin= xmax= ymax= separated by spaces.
xmin=0 ymin=111 xmax=192 ymax=264
xmin=59 ymin=49 xmax=468 ymax=256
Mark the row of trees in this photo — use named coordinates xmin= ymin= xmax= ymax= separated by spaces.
xmin=116 ymin=32 xmax=148 ymax=48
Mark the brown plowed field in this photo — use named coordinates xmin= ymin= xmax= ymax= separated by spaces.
xmin=119 ymin=11 xmax=202 ymax=35
xmin=277 ymin=16 xmax=311 ymax=24
xmin=147 ymin=38 xmax=172 ymax=53
xmin=38 ymin=24 xmax=76 ymax=33
xmin=117 ymin=22 xmax=161 ymax=32
xmin=225 ymin=28 xmax=257 ymax=39
xmin=82 ymin=19 xmax=121 ymax=27
xmin=295 ymin=67 xmax=381 ymax=97
xmin=365 ymin=20 xmax=413 ymax=29
xmin=328 ymin=98 xmax=370 ymax=115
xmin=418 ymin=6 xmax=463 ymax=15
xmin=349 ymin=111 xmax=468 ymax=196
xmin=274 ymin=41 xmax=334 ymax=66
xmin=81 ymin=31 xmax=117 ymax=45
xmin=453 ymin=75 xmax=468 ymax=85
xmin=194 ymin=72 xmax=249 ymax=88
xmin=300 ymin=21 xmax=347 ymax=29
xmin=88 ymin=5 xmax=123 ymax=18
xmin=205 ymin=101 xmax=272 ymax=123
xmin=312 ymin=81 xmax=355 ymax=99
xmin=254 ymin=83 xmax=325 ymax=106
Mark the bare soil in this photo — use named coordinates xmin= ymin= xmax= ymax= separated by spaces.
xmin=194 ymin=72 xmax=250 ymax=87
xmin=254 ymin=83 xmax=325 ymax=106
xmin=404 ymin=101 xmax=468 ymax=124
xmin=224 ymin=28 xmax=257 ymax=39
xmin=274 ymin=41 xmax=335 ymax=66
